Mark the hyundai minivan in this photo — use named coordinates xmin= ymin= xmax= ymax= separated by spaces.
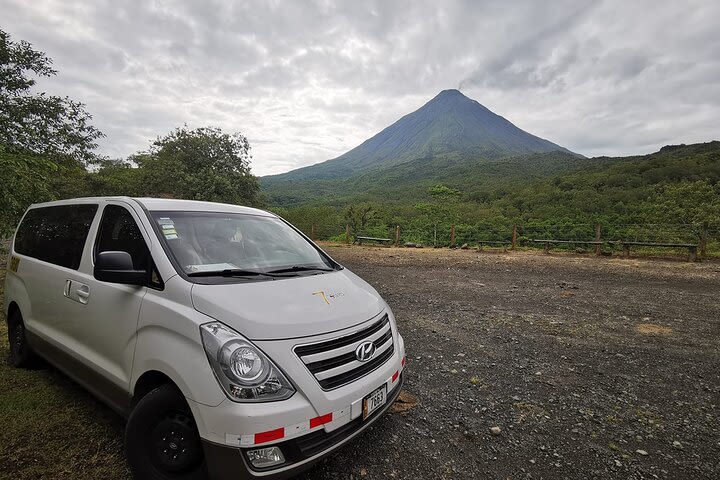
xmin=4 ymin=197 xmax=406 ymax=479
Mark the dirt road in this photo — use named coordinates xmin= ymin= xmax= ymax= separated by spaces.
xmin=299 ymin=246 xmax=720 ymax=479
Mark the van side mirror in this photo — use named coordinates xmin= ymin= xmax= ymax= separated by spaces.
xmin=94 ymin=251 xmax=147 ymax=285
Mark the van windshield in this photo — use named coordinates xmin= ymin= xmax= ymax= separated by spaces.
xmin=150 ymin=211 xmax=337 ymax=277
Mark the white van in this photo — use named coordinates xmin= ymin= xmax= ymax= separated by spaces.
xmin=4 ymin=197 xmax=406 ymax=480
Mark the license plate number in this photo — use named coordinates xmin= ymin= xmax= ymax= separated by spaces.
xmin=363 ymin=385 xmax=387 ymax=420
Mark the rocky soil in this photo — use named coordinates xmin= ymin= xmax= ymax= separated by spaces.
xmin=299 ymin=246 xmax=720 ymax=480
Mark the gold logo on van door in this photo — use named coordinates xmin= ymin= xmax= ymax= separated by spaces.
xmin=312 ymin=291 xmax=343 ymax=305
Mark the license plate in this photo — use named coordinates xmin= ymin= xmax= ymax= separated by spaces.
xmin=363 ymin=385 xmax=387 ymax=420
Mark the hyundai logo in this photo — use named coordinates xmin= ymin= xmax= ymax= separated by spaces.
xmin=355 ymin=341 xmax=376 ymax=362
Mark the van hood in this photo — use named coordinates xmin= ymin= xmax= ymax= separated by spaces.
xmin=190 ymin=269 xmax=385 ymax=340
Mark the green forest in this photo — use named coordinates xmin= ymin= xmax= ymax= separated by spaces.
xmin=272 ymin=143 xmax=720 ymax=255
xmin=2 ymin=29 xmax=719 ymax=255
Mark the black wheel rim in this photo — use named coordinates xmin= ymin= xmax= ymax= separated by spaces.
xmin=149 ymin=412 xmax=202 ymax=474
xmin=11 ymin=322 xmax=25 ymax=360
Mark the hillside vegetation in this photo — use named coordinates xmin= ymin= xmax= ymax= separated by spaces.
xmin=271 ymin=142 xmax=720 ymax=249
xmin=263 ymin=150 xmax=587 ymax=206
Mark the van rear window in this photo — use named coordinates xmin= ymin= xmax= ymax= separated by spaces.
xmin=14 ymin=204 xmax=98 ymax=270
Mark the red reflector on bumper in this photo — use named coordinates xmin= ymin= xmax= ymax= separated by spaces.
xmin=254 ymin=427 xmax=284 ymax=444
xmin=309 ymin=412 xmax=333 ymax=429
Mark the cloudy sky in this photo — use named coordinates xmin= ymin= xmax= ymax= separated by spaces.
xmin=3 ymin=0 xmax=719 ymax=175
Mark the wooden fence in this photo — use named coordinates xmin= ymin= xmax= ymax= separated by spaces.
xmin=305 ymin=222 xmax=719 ymax=261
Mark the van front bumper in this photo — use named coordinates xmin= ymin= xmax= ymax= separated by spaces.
xmin=201 ymin=374 xmax=403 ymax=480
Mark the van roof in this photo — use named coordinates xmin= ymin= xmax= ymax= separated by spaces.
xmin=28 ymin=197 xmax=275 ymax=217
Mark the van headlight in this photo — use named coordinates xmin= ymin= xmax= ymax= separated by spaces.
xmin=200 ymin=322 xmax=295 ymax=402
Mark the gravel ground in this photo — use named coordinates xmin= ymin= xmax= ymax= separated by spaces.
xmin=2 ymin=246 xmax=718 ymax=479
xmin=299 ymin=246 xmax=720 ymax=480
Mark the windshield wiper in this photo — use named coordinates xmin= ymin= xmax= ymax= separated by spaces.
xmin=265 ymin=265 xmax=336 ymax=274
xmin=187 ymin=268 xmax=281 ymax=278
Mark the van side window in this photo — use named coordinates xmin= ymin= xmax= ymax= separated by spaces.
xmin=14 ymin=204 xmax=98 ymax=270
xmin=95 ymin=205 xmax=150 ymax=271
xmin=95 ymin=205 xmax=163 ymax=289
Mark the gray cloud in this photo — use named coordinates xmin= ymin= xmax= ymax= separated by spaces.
xmin=2 ymin=0 xmax=719 ymax=174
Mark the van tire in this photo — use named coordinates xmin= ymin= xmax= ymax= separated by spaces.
xmin=125 ymin=384 xmax=208 ymax=480
xmin=8 ymin=309 xmax=37 ymax=368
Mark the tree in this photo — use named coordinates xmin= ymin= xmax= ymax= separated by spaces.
xmin=344 ymin=203 xmax=376 ymax=236
xmin=136 ymin=126 xmax=262 ymax=206
xmin=0 ymin=29 xmax=104 ymax=233
xmin=428 ymin=184 xmax=460 ymax=198
xmin=646 ymin=180 xmax=720 ymax=226
xmin=0 ymin=29 xmax=103 ymax=162
xmin=414 ymin=184 xmax=461 ymax=245
xmin=0 ymin=146 xmax=57 ymax=235
xmin=85 ymin=158 xmax=142 ymax=197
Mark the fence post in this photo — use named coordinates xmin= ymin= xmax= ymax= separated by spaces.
xmin=311 ymin=224 xmax=316 ymax=241
xmin=512 ymin=224 xmax=518 ymax=251
xmin=450 ymin=224 xmax=456 ymax=248
xmin=700 ymin=222 xmax=708 ymax=259
xmin=594 ymin=223 xmax=602 ymax=255
xmin=395 ymin=225 xmax=400 ymax=247
xmin=345 ymin=224 xmax=350 ymax=244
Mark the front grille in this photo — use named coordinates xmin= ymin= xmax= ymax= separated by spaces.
xmin=295 ymin=314 xmax=394 ymax=390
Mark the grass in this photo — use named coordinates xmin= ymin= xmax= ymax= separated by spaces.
xmin=0 ymin=247 xmax=130 ymax=480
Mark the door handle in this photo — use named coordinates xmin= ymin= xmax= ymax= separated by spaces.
xmin=76 ymin=285 xmax=90 ymax=305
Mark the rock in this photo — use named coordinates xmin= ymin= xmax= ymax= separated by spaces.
xmin=636 ymin=449 xmax=648 ymax=456
xmin=614 ymin=459 xmax=622 ymax=467
xmin=490 ymin=426 xmax=502 ymax=435
xmin=403 ymin=242 xmax=417 ymax=248
xmin=460 ymin=243 xmax=469 ymax=249
xmin=672 ymin=440 xmax=683 ymax=449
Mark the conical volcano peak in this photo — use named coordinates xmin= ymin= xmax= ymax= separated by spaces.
xmin=422 ymin=89 xmax=493 ymax=117
xmin=437 ymin=88 xmax=464 ymax=97
xmin=431 ymin=88 xmax=473 ymax=104
xmin=264 ymin=89 xmax=575 ymax=181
